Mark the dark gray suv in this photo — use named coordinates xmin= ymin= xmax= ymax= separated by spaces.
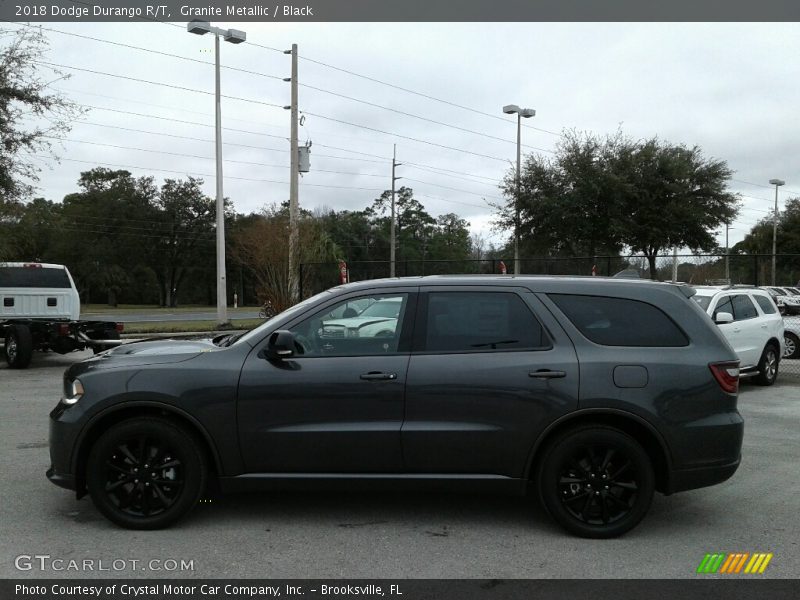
xmin=48 ymin=276 xmax=744 ymax=538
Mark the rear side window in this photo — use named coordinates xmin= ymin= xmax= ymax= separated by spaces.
xmin=0 ymin=267 xmax=71 ymax=288
xmin=423 ymin=291 xmax=548 ymax=352
xmin=549 ymin=294 xmax=688 ymax=347
xmin=731 ymin=294 xmax=757 ymax=321
xmin=753 ymin=295 xmax=777 ymax=315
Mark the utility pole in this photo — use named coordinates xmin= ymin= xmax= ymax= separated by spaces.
xmin=768 ymin=178 xmax=785 ymax=286
xmin=725 ymin=222 xmax=730 ymax=282
xmin=390 ymin=144 xmax=401 ymax=277
xmin=286 ymin=44 xmax=300 ymax=304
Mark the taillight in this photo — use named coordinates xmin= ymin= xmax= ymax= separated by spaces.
xmin=115 ymin=323 xmax=124 ymax=333
xmin=709 ymin=361 xmax=740 ymax=394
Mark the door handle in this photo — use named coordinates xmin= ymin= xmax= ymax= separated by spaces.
xmin=529 ymin=369 xmax=566 ymax=379
xmin=360 ymin=372 xmax=397 ymax=381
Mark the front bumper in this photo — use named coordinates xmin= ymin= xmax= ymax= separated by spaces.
xmin=47 ymin=402 xmax=81 ymax=493
xmin=46 ymin=465 xmax=75 ymax=491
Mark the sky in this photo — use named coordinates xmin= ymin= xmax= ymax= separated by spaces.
xmin=6 ymin=20 xmax=800 ymax=249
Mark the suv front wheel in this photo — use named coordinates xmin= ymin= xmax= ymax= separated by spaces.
xmin=537 ymin=426 xmax=655 ymax=538
xmin=86 ymin=418 xmax=207 ymax=529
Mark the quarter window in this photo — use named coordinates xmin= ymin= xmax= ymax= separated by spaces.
xmin=422 ymin=292 xmax=548 ymax=352
xmin=753 ymin=294 xmax=777 ymax=315
xmin=549 ymin=294 xmax=688 ymax=347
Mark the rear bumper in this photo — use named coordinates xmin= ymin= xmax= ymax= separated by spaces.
xmin=668 ymin=456 xmax=741 ymax=494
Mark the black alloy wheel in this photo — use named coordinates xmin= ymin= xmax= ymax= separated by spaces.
xmin=87 ymin=418 xmax=206 ymax=529
xmin=538 ymin=426 xmax=655 ymax=538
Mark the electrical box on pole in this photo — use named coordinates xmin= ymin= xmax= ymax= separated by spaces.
xmin=298 ymin=143 xmax=311 ymax=173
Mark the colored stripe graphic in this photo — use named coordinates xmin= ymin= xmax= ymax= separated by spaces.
xmin=699 ymin=552 xmax=772 ymax=574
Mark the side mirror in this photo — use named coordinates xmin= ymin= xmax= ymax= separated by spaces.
xmin=266 ymin=330 xmax=295 ymax=359
xmin=715 ymin=312 xmax=734 ymax=325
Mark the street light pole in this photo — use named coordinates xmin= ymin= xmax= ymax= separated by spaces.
xmin=502 ymin=104 xmax=535 ymax=275
xmin=769 ymin=178 xmax=785 ymax=286
xmin=187 ymin=20 xmax=246 ymax=325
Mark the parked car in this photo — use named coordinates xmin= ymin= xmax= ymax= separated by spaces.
xmin=48 ymin=276 xmax=744 ymax=538
xmin=761 ymin=287 xmax=786 ymax=315
xmin=783 ymin=318 xmax=800 ymax=360
xmin=772 ymin=286 xmax=800 ymax=316
xmin=691 ymin=286 xmax=784 ymax=384
xmin=318 ymin=297 xmax=401 ymax=339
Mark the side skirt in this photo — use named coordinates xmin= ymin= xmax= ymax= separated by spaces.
xmin=218 ymin=473 xmax=528 ymax=495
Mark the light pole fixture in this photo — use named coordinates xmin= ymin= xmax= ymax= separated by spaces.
xmin=187 ymin=20 xmax=246 ymax=325
xmin=503 ymin=104 xmax=536 ymax=275
xmin=768 ymin=178 xmax=785 ymax=286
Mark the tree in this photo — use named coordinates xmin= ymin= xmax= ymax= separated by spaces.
xmin=614 ymin=138 xmax=739 ymax=277
xmin=497 ymin=131 xmax=626 ymax=259
xmin=0 ymin=26 xmax=82 ymax=212
xmin=496 ymin=131 xmax=739 ymax=279
xmin=147 ymin=177 xmax=217 ymax=307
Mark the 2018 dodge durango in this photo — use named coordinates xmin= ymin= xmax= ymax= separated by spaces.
xmin=48 ymin=276 xmax=744 ymax=538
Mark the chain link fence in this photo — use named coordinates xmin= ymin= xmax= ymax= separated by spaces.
xmin=300 ymin=253 xmax=800 ymax=379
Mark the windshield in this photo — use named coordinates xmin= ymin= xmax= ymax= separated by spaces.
xmin=233 ymin=289 xmax=335 ymax=346
xmin=359 ymin=300 xmax=401 ymax=319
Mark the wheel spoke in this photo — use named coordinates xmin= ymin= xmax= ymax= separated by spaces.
xmin=609 ymin=460 xmax=632 ymax=481
xmin=150 ymin=483 xmax=173 ymax=508
xmin=579 ymin=493 xmax=594 ymax=520
xmin=137 ymin=435 xmax=149 ymax=465
xmin=563 ymin=491 xmax=591 ymax=504
xmin=105 ymin=477 xmax=131 ymax=492
xmin=158 ymin=459 xmax=181 ymax=469
xmin=600 ymin=448 xmax=616 ymax=471
xmin=559 ymin=476 xmax=586 ymax=484
xmin=613 ymin=480 xmax=638 ymax=490
xmin=106 ymin=461 xmax=133 ymax=476
xmin=118 ymin=444 xmax=138 ymax=465
xmin=600 ymin=494 xmax=610 ymax=524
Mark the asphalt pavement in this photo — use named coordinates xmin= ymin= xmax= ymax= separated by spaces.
xmin=1 ymin=350 xmax=798 ymax=579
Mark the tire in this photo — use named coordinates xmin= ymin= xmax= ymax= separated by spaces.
xmin=86 ymin=418 xmax=207 ymax=530
xmin=784 ymin=333 xmax=799 ymax=360
xmin=4 ymin=324 xmax=34 ymax=369
xmin=754 ymin=343 xmax=780 ymax=386
xmin=91 ymin=330 xmax=120 ymax=354
xmin=537 ymin=426 xmax=655 ymax=539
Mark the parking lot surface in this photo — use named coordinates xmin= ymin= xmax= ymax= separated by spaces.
xmin=1 ymin=351 xmax=798 ymax=579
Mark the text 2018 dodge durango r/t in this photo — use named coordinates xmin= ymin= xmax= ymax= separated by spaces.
xmin=48 ymin=276 xmax=744 ymax=538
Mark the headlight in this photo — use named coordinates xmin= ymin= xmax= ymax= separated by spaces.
xmin=62 ymin=379 xmax=84 ymax=406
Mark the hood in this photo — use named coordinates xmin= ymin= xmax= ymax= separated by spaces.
xmin=81 ymin=337 xmax=219 ymax=369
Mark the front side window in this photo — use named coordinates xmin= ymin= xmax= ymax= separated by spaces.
xmin=549 ymin=294 xmax=688 ymax=347
xmin=288 ymin=294 xmax=408 ymax=356
xmin=713 ymin=296 xmax=734 ymax=320
xmin=422 ymin=291 xmax=548 ymax=352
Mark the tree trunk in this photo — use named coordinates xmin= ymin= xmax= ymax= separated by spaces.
xmin=647 ymin=252 xmax=658 ymax=280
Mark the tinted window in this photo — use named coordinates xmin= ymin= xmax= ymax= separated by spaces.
xmin=289 ymin=294 xmax=408 ymax=356
xmin=0 ymin=266 xmax=70 ymax=288
xmin=550 ymin=294 xmax=688 ymax=347
xmin=713 ymin=296 xmax=734 ymax=320
xmin=692 ymin=295 xmax=712 ymax=310
xmin=423 ymin=292 xmax=547 ymax=352
xmin=753 ymin=295 xmax=777 ymax=315
xmin=731 ymin=294 xmax=757 ymax=321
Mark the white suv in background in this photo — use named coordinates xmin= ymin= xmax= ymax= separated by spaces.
xmin=692 ymin=286 xmax=785 ymax=385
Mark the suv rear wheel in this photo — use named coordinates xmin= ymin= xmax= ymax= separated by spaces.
xmin=537 ymin=426 xmax=655 ymax=538
xmin=755 ymin=343 xmax=779 ymax=386
xmin=86 ymin=418 xmax=207 ymax=529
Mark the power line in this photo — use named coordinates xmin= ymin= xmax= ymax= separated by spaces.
xmin=294 ymin=53 xmax=562 ymax=137
xmin=36 ymin=61 xmax=284 ymax=110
